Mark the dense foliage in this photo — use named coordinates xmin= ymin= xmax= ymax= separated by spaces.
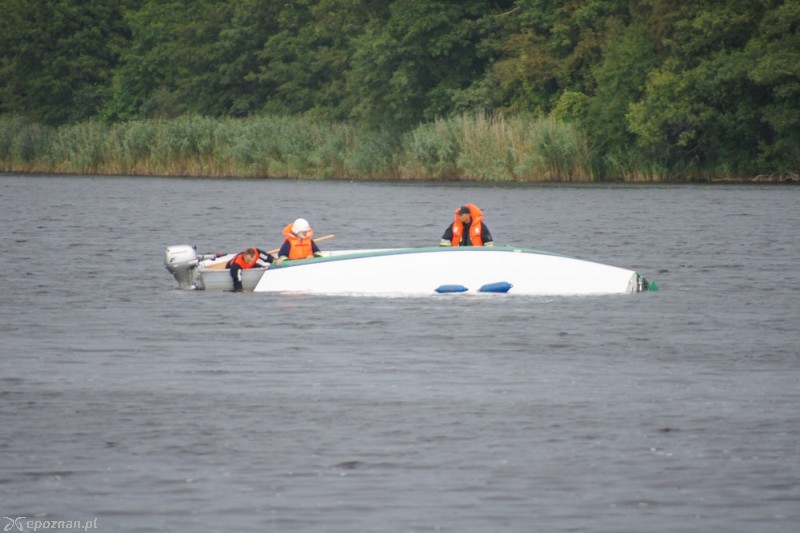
xmin=1 ymin=0 xmax=798 ymax=180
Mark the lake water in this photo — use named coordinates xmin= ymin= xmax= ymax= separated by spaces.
xmin=1 ymin=174 xmax=799 ymax=532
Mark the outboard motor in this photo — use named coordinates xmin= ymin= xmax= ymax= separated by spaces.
xmin=164 ymin=245 xmax=200 ymax=289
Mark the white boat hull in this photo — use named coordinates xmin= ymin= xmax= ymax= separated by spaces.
xmin=253 ymin=247 xmax=644 ymax=296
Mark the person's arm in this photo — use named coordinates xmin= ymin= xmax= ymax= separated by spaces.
xmin=440 ymin=224 xmax=453 ymax=246
xmin=481 ymin=223 xmax=494 ymax=246
xmin=311 ymin=240 xmax=323 ymax=257
xmin=275 ymin=241 xmax=291 ymax=264
xmin=256 ymin=248 xmax=275 ymax=265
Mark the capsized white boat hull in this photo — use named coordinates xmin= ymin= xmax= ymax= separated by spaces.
xmin=252 ymin=247 xmax=649 ymax=296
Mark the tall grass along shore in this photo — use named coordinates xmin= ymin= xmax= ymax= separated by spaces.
xmin=0 ymin=113 xmax=770 ymax=182
xmin=0 ymin=113 xmax=604 ymax=181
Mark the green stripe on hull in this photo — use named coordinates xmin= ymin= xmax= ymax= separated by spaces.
xmin=274 ymin=245 xmax=569 ymax=269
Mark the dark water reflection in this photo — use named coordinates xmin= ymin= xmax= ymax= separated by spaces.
xmin=1 ymin=175 xmax=799 ymax=532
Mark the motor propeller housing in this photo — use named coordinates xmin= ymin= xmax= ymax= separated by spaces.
xmin=164 ymin=245 xmax=200 ymax=289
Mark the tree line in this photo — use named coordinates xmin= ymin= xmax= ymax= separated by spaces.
xmin=1 ymin=0 xmax=798 ymax=180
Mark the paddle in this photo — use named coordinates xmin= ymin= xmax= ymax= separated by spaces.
xmin=204 ymin=234 xmax=336 ymax=270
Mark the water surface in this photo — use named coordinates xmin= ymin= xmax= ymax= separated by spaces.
xmin=1 ymin=175 xmax=798 ymax=532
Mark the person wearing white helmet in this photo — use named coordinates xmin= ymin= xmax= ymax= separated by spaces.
xmin=275 ymin=218 xmax=323 ymax=264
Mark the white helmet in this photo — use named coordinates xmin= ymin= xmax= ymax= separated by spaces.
xmin=291 ymin=218 xmax=311 ymax=234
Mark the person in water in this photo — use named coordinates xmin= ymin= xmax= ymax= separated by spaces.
xmin=275 ymin=218 xmax=324 ymax=264
xmin=226 ymin=247 xmax=275 ymax=292
xmin=440 ymin=204 xmax=494 ymax=247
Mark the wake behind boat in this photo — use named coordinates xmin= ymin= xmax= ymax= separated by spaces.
xmin=164 ymin=245 xmax=656 ymax=296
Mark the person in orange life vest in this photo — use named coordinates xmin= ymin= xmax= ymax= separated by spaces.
xmin=440 ymin=204 xmax=494 ymax=247
xmin=226 ymin=247 xmax=274 ymax=292
xmin=274 ymin=218 xmax=323 ymax=265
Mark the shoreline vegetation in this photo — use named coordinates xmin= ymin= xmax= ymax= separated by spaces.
xmin=3 ymin=2 xmax=799 ymax=184
xmin=0 ymin=113 xmax=795 ymax=183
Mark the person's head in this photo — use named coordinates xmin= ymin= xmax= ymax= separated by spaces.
xmin=292 ymin=218 xmax=311 ymax=237
xmin=242 ymin=248 xmax=257 ymax=262
xmin=458 ymin=206 xmax=472 ymax=223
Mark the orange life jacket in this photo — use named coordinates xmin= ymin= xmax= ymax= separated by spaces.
xmin=228 ymin=248 xmax=260 ymax=269
xmin=451 ymin=203 xmax=484 ymax=246
xmin=281 ymin=223 xmax=315 ymax=260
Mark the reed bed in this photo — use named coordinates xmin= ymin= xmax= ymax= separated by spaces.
xmin=0 ymin=113 xmax=598 ymax=181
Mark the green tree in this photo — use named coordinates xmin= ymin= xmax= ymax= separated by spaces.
xmin=627 ymin=1 xmax=777 ymax=176
xmin=586 ymin=21 xmax=658 ymax=153
xmin=251 ymin=0 xmax=388 ymax=120
xmin=0 ymin=0 xmax=136 ymax=124
xmin=746 ymin=0 xmax=800 ymax=175
xmin=104 ymin=0 xmax=236 ymax=120
xmin=345 ymin=0 xmax=513 ymax=127
xmin=209 ymin=0 xmax=283 ymax=117
xmin=491 ymin=0 xmax=631 ymax=114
